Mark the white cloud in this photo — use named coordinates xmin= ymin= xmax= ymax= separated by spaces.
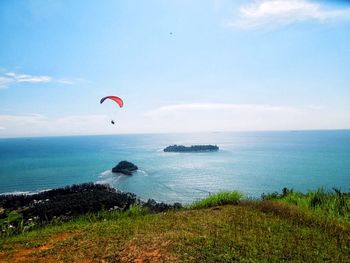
xmin=0 ymin=72 xmax=52 ymax=89
xmin=0 ymin=104 xmax=349 ymax=137
xmin=5 ymin=72 xmax=51 ymax=83
xmin=57 ymin=79 xmax=74 ymax=85
xmin=230 ymin=0 xmax=350 ymax=29
xmin=0 ymin=114 xmax=119 ymax=137
xmin=0 ymin=76 xmax=14 ymax=89
xmin=146 ymin=103 xmax=300 ymax=116
xmin=143 ymin=103 xmax=350 ymax=133
xmin=0 ymin=72 xmax=77 ymax=89
xmin=306 ymin=105 xmax=323 ymax=110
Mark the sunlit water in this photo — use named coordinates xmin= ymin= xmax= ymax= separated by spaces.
xmin=0 ymin=131 xmax=349 ymax=203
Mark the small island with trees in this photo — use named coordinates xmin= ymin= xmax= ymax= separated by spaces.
xmin=112 ymin=160 xmax=138 ymax=175
xmin=163 ymin=144 xmax=219 ymax=153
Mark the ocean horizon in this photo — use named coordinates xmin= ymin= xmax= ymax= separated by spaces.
xmin=0 ymin=130 xmax=349 ymax=203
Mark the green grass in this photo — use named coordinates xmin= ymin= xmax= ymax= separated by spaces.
xmin=264 ymin=188 xmax=350 ymax=221
xmin=189 ymin=191 xmax=244 ymax=209
xmin=0 ymin=191 xmax=349 ymax=262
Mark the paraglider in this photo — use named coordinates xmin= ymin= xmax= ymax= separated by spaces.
xmin=100 ymin=96 xmax=124 ymax=108
xmin=100 ymin=96 xmax=124 ymax=125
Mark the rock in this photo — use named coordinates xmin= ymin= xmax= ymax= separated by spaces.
xmin=112 ymin=161 xmax=138 ymax=175
xmin=163 ymin=144 xmax=219 ymax=153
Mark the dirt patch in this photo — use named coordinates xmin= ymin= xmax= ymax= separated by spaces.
xmin=4 ymin=232 xmax=72 ymax=263
xmin=9 ymin=248 xmax=33 ymax=262
xmin=120 ymin=238 xmax=175 ymax=263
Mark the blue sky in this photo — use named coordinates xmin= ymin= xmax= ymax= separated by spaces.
xmin=1 ymin=0 xmax=350 ymax=137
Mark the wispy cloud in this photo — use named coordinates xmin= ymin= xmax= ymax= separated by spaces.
xmin=0 ymin=113 xmax=47 ymax=124
xmin=0 ymin=72 xmax=78 ymax=89
xmin=0 ymin=114 xmax=115 ymax=137
xmin=0 ymin=72 xmax=52 ymax=89
xmin=5 ymin=72 xmax=52 ymax=83
xmin=146 ymin=103 xmax=300 ymax=116
xmin=141 ymin=102 xmax=347 ymax=133
xmin=229 ymin=0 xmax=350 ymax=30
xmin=0 ymin=104 xmax=348 ymax=136
xmin=57 ymin=79 xmax=74 ymax=85
xmin=0 ymin=77 xmax=13 ymax=89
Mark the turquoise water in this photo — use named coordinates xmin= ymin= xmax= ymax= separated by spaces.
xmin=0 ymin=131 xmax=349 ymax=203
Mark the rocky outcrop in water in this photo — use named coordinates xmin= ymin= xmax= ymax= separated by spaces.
xmin=112 ymin=161 xmax=138 ymax=175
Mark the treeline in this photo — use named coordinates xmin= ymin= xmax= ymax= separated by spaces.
xmin=0 ymin=183 xmax=181 ymax=236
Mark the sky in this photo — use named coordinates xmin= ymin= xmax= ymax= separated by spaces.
xmin=0 ymin=0 xmax=350 ymax=137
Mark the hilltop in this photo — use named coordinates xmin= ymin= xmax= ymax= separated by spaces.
xmin=0 ymin=188 xmax=349 ymax=262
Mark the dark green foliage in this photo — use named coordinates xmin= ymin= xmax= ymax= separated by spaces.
xmin=261 ymin=187 xmax=294 ymax=200
xmin=0 ymin=211 xmax=24 ymax=236
xmin=143 ymin=199 xmax=182 ymax=213
xmin=0 ymin=183 xmax=182 ymax=237
xmin=163 ymin=144 xmax=219 ymax=152
xmin=0 ymin=183 xmax=138 ymax=217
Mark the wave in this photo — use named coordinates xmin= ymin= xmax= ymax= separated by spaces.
xmin=96 ymin=169 xmax=124 ymax=187
xmin=137 ymin=169 xmax=148 ymax=176
xmin=99 ymin=170 xmax=112 ymax=177
xmin=95 ymin=176 xmax=118 ymax=186
xmin=95 ymin=179 xmax=111 ymax=186
xmin=0 ymin=188 xmax=52 ymax=196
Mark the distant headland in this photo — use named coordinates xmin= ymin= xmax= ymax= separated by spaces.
xmin=163 ymin=144 xmax=219 ymax=153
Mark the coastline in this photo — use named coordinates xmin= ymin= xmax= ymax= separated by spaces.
xmin=1 ymin=130 xmax=349 ymax=203
xmin=1 ymin=184 xmax=349 ymax=262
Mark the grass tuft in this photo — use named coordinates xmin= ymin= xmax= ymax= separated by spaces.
xmin=189 ymin=191 xmax=243 ymax=209
xmin=263 ymin=187 xmax=350 ymax=221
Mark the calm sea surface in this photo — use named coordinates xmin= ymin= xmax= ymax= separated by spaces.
xmin=0 ymin=131 xmax=349 ymax=203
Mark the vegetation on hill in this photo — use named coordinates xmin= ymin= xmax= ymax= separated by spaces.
xmin=0 ymin=187 xmax=349 ymax=262
xmin=0 ymin=183 xmax=181 ymax=236
xmin=262 ymin=187 xmax=350 ymax=221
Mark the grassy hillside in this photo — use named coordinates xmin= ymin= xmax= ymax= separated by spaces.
xmin=0 ymin=190 xmax=349 ymax=262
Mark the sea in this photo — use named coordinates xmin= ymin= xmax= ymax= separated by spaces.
xmin=0 ymin=130 xmax=349 ymax=204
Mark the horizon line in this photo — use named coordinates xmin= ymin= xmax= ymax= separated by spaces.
xmin=0 ymin=128 xmax=349 ymax=139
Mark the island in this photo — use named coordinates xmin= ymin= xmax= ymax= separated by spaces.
xmin=112 ymin=160 xmax=138 ymax=175
xmin=163 ymin=144 xmax=219 ymax=152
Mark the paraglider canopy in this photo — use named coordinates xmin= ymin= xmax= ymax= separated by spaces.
xmin=100 ymin=96 xmax=124 ymax=108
